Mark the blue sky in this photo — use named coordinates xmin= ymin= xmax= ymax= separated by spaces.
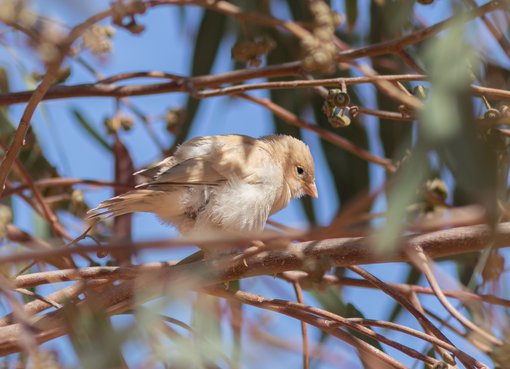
xmin=1 ymin=0 xmax=506 ymax=368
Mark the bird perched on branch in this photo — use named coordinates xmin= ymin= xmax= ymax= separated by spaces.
xmin=87 ymin=134 xmax=317 ymax=254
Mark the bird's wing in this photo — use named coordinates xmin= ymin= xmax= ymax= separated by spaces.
xmin=146 ymin=157 xmax=225 ymax=186
xmin=137 ymin=135 xmax=268 ymax=187
xmin=134 ymin=157 xmax=177 ymax=179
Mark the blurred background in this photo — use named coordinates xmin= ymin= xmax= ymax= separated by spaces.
xmin=1 ymin=0 xmax=509 ymax=368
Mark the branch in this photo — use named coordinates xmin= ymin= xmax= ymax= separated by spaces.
xmin=0 ymin=1 xmax=503 ymax=107
xmin=0 ymin=222 xmax=507 ymax=357
xmin=0 ymin=6 xmax=116 ymax=193
xmin=336 ymin=0 xmax=503 ymax=60
xmin=3 ymin=222 xmax=510 ymax=270
xmin=280 ymin=272 xmax=510 ymax=308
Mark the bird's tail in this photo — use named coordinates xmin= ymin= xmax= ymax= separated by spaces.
xmin=86 ymin=189 xmax=163 ymax=220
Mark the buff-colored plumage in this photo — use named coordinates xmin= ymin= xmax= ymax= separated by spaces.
xmin=87 ymin=134 xmax=317 ymax=240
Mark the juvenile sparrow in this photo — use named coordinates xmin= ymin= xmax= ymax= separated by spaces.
xmin=87 ymin=134 xmax=317 ymax=248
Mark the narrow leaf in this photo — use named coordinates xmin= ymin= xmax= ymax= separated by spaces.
xmin=346 ymin=0 xmax=358 ymax=31
xmin=71 ymin=108 xmax=111 ymax=152
xmin=370 ymin=1 xmax=413 ymax=159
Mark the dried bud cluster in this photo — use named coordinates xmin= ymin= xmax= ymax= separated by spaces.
xmin=425 ymin=178 xmax=448 ymax=201
xmin=231 ymin=38 xmax=276 ymax=67
xmin=399 ymin=85 xmax=429 ymax=119
xmin=70 ymin=189 xmax=87 ymax=216
xmin=164 ymin=107 xmax=186 ymax=134
xmin=322 ymin=88 xmax=357 ymax=128
xmin=302 ymin=1 xmax=341 ymax=73
xmin=0 ymin=0 xmax=36 ymax=26
xmin=104 ymin=113 xmax=134 ymax=134
xmin=82 ymin=25 xmax=115 ymax=55
xmin=112 ymin=0 xmax=147 ymax=34
xmin=0 ymin=204 xmax=12 ymax=240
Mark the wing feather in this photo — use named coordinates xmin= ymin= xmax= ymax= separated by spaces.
xmin=147 ymin=157 xmax=225 ymax=186
xmin=135 ymin=134 xmax=269 ymax=187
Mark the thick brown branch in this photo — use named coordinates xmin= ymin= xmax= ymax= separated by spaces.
xmin=0 ymin=222 xmax=508 ymax=270
xmin=0 ymin=223 xmax=508 ymax=356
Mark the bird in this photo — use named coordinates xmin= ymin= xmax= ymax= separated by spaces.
xmin=87 ymin=134 xmax=317 ymax=253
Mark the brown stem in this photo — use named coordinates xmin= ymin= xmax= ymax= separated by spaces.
xmin=292 ymin=281 xmax=309 ymax=369
xmin=0 ymin=7 xmax=115 ymax=194
xmin=408 ymin=246 xmax=502 ymax=346
xmin=280 ymin=271 xmax=510 ymax=308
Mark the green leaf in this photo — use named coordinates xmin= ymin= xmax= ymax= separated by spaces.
xmin=370 ymin=0 xmax=414 ymax=159
xmin=71 ymin=108 xmax=111 ymax=152
xmin=346 ymin=0 xmax=358 ymax=31
xmin=285 ymin=0 xmax=312 ymax=21
xmin=174 ymin=10 xmax=227 ymax=145
xmin=421 ymin=20 xmax=503 ymax=218
xmin=377 ymin=143 xmax=429 ymax=253
xmin=421 ymin=20 xmax=476 ymax=142
xmin=0 ymin=67 xmax=9 ymax=93
xmin=65 ymin=301 xmax=125 ymax=369
xmin=227 ymin=280 xmax=242 ymax=367
xmin=191 ymin=294 xmax=224 ymax=366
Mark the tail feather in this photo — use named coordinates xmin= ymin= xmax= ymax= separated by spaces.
xmin=87 ymin=189 xmax=174 ymax=220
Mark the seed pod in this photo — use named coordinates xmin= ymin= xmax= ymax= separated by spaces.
xmin=348 ymin=105 xmax=359 ymax=118
xmin=119 ymin=115 xmax=134 ymax=131
xmin=326 ymin=89 xmax=350 ymax=107
xmin=104 ymin=116 xmax=119 ymax=134
xmin=413 ymin=85 xmax=428 ymax=100
xmin=334 ymin=91 xmax=350 ymax=107
xmin=165 ymin=107 xmax=185 ymax=134
xmin=484 ymin=108 xmax=500 ymax=120
xmin=329 ymin=107 xmax=351 ymax=128
xmin=231 ymin=38 xmax=276 ymax=67
xmin=500 ymin=105 xmax=510 ymax=117
xmin=0 ymin=204 xmax=12 ymax=240
xmin=399 ymin=104 xmax=413 ymax=118
xmin=97 ymin=249 xmax=109 ymax=259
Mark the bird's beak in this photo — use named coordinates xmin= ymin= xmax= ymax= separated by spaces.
xmin=305 ymin=181 xmax=318 ymax=199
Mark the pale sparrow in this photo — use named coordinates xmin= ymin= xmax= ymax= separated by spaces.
xmin=88 ymin=134 xmax=317 ymax=249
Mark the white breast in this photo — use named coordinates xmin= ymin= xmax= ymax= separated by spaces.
xmin=194 ymin=164 xmax=282 ymax=234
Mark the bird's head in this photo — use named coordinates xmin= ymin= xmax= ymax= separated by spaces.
xmin=263 ymin=135 xmax=318 ymax=200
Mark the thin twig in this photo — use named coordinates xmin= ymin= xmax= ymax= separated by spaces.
xmin=280 ymin=271 xmax=510 ymax=308
xmin=2 ymin=177 xmax=133 ymax=199
xmin=207 ymin=288 xmax=410 ymax=369
xmin=292 ymin=281 xmax=309 ymax=369
xmin=407 ymin=246 xmax=502 ymax=346
xmin=0 ymin=7 xmax=115 ymax=193
xmin=347 ymin=265 xmax=479 ymax=369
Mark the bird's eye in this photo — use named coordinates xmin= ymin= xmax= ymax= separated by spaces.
xmin=296 ymin=166 xmax=304 ymax=175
